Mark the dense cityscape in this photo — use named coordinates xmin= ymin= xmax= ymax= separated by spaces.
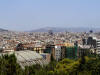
xmin=0 ymin=30 xmax=99 ymax=62
xmin=0 ymin=30 xmax=100 ymax=75
xmin=0 ymin=0 xmax=100 ymax=75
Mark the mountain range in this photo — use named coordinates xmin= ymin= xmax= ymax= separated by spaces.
xmin=30 ymin=27 xmax=100 ymax=32
xmin=0 ymin=27 xmax=100 ymax=32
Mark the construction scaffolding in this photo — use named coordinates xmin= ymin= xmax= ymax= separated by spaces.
xmin=65 ymin=46 xmax=78 ymax=59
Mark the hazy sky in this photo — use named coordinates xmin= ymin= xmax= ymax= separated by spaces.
xmin=0 ymin=0 xmax=100 ymax=31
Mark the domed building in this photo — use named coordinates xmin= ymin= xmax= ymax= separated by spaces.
xmin=0 ymin=50 xmax=49 ymax=69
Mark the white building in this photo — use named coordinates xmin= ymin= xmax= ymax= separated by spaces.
xmin=96 ymin=39 xmax=100 ymax=54
xmin=91 ymin=37 xmax=100 ymax=54
xmin=55 ymin=45 xmax=61 ymax=61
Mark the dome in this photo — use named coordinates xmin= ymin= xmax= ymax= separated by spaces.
xmin=0 ymin=50 xmax=49 ymax=69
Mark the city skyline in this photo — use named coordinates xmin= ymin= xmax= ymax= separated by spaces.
xmin=0 ymin=0 xmax=100 ymax=31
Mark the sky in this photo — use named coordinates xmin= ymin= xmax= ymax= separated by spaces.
xmin=0 ymin=0 xmax=100 ymax=31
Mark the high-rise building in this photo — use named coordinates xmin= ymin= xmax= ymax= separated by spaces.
xmin=55 ymin=45 xmax=61 ymax=61
xmin=96 ymin=39 xmax=100 ymax=54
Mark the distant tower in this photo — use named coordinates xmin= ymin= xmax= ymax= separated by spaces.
xmin=89 ymin=30 xmax=93 ymax=34
xmin=48 ymin=30 xmax=53 ymax=36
